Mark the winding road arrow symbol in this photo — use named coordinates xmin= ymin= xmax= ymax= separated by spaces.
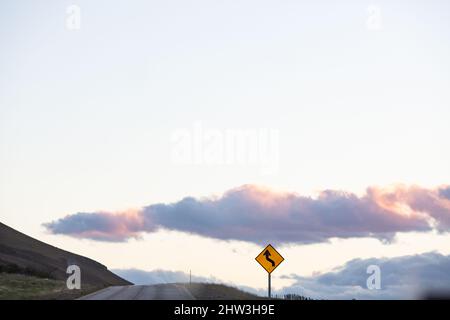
xmin=263 ymin=250 xmax=275 ymax=267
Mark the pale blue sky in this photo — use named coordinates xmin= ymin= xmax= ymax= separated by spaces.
xmin=1 ymin=0 xmax=450 ymax=294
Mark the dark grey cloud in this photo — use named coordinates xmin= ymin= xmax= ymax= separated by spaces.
xmin=280 ymin=252 xmax=450 ymax=299
xmin=44 ymin=184 xmax=450 ymax=244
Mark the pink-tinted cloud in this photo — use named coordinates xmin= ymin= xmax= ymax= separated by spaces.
xmin=44 ymin=184 xmax=450 ymax=244
xmin=44 ymin=210 xmax=148 ymax=242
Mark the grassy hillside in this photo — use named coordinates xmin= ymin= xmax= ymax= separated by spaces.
xmin=0 ymin=222 xmax=131 ymax=299
xmin=0 ymin=273 xmax=100 ymax=300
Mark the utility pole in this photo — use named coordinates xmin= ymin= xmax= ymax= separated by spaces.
xmin=189 ymin=270 xmax=191 ymax=285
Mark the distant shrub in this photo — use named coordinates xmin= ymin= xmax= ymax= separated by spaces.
xmin=0 ymin=263 xmax=53 ymax=279
xmin=283 ymin=293 xmax=312 ymax=300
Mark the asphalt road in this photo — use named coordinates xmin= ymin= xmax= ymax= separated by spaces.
xmin=79 ymin=284 xmax=196 ymax=300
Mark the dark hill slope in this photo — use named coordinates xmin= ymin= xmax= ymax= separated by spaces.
xmin=0 ymin=222 xmax=131 ymax=286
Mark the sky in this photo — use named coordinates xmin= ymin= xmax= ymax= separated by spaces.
xmin=1 ymin=0 xmax=450 ymax=299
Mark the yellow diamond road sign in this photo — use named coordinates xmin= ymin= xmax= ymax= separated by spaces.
xmin=255 ymin=244 xmax=284 ymax=274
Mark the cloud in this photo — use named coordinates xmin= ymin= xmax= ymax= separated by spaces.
xmin=112 ymin=252 xmax=450 ymax=300
xmin=44 ymin=210 xmax=150 ymax=242
xmin=44 ymin=184 xmax=450 ymax=244
xmin=439 ymin=186 xmax=450 ymax=200
xmin=112 ymin=268 xmax=266 ymax=297
xmin=111 ymin=269 xmax=220 ymax=285
xmin=279 ymin=252 xmax=450 ymax=299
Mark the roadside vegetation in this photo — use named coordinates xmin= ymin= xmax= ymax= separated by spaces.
xmin=181 ymin=283 xmax=263 ymax=300
xmin=0 ymin=272 xmax=99 ymax=300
